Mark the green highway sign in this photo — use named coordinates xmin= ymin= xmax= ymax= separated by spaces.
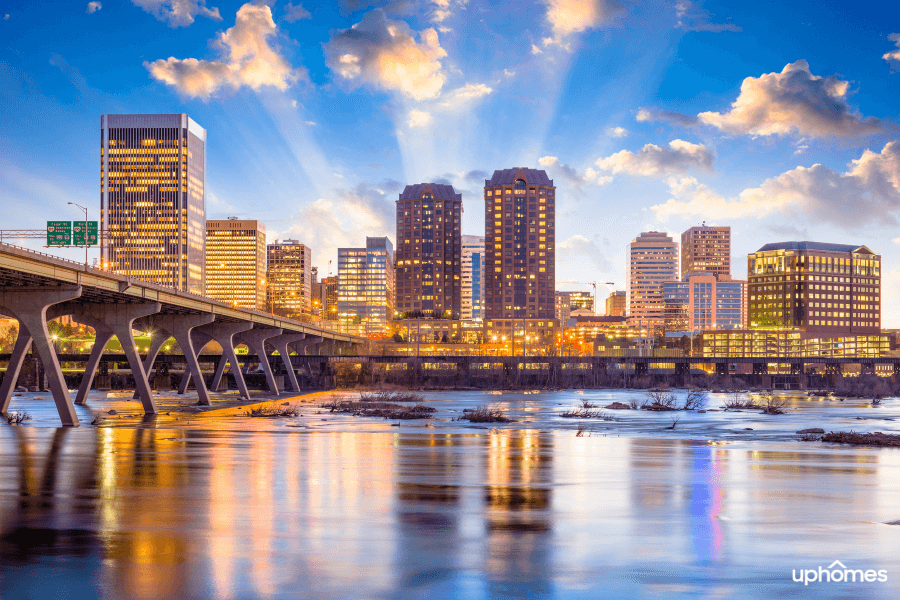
xmin=47 ymin=221 xmax=71 ymax=246
xmin=73 ymin=221 xmax=98 ymax=246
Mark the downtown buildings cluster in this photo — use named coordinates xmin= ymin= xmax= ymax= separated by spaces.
xmin=98 ymin=114 xmax=888 ymax=359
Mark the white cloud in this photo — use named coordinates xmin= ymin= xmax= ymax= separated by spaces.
xmin=438 ymin=82 xmax=492 ymax=109
xmin=538 ymin=156 xmax=611 ymax=187
xmin=607 ymin=126 xmax=628 ymax=138
xmin=558 ymin=235 xmax=611 ymax=272
xmin=324 ymin=8 xmax=447 ymax=101
xmin=885 ymin=33 xmax=900 ymax=71
xmin=652 ymin=141 xmax=900 ymax=227
xmin=531 ymin=44 xmax=543 ymax=54
xmin=131 ymin=0 xmax=221 ymax=27
xmin=86 ymin=2 xmax=102 ymax=14
xmin=675 ymin=0 xmax=741 ymax=32
xmin=698 ymin=60 xmax=884 ymax=138
xmin=636 ymin=107 xmax=699 ymax=128
xmin=542 ymin=0 xmax=625 ymax=47
xmin=145 ymin=3 xmax=301 ymax=99
xmin=594 ymin=139 xmax=715 ymax=177
xmin=430 ymin=0 xmax=467 ymax=23
xmin=407 ymin=109 xmax=432 ymax=127
xmin=283 ymin=2 xmax=311 ymax=22
xmin=277 ymin=182 xmax=396 ymax=267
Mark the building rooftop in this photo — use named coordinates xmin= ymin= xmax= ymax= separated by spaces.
xmin=755 ymin=241 xmax=874 ymax=254
xmin=485 ymin=168 xmax=554 ymax=187
xmin=398 ymin=183 xmax=461 ymax=202
xmin=574 ymin=316 xmax=627 ymax=324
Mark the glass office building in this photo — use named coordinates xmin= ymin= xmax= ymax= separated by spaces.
xmin=337 ymin=237 xmax=394 ymax=335
xmin=462 ymin=235 xmax=485 ymax=321
xmin=663 ymin=272 xmax=745 ymax=335
xmin=205 ymin=218 xmax=266 ymax=310
xmin=267 ymin=240 xmax=312 ymax=320
xmin=101 ymin=114 xmax=206 ymax=294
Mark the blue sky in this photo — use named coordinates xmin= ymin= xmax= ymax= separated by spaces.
xmin=1 ymin=0 xmax=899 ymax=324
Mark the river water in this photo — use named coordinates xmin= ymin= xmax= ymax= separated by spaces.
xmin=1 ymin=389 xmax=898 ymax=599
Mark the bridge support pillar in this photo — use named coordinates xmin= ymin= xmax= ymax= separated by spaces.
xmin=75 ymin=328 xmax=114 ymax=405
xmin=134 ymin=313 xmax=216 ymax=405
xmin=236 ymin=327 xmax=284 ymax=395
xmin=180 ymin=322 xmax=254 ymax=399
xmin=291 ymin=336 xmax=323 ymax=356
xmin=0 ymin=286 xmax=83 ymax=426
xmin=55 ymin=302 xmax=162 ymax=415
xmin=267 ymin=333 xmax=308 ymax=392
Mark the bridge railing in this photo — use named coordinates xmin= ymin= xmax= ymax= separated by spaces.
xmin=0 ymin=241 xmax=360 ymax=342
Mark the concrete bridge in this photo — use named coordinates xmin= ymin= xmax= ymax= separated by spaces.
xmin=0 ymin=243 xmax=364 ymax=426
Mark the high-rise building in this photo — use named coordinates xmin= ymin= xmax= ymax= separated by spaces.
xmin=747 ymin=242 xmax=880 ymax=334
xmin=394 ymin=184 xmax=462 ymax=316
xmin=627 ymin=231 xmax=678 ymax=333
xmin=205 ymin=219 xmax=266 ymax=310
xmin=101 ymin=114 xmax=206 ymax=294
xmin=663 ymin=273 xmax=745 ymax=335
xmin=338 ymin=237 xmax=394 ymax=335
xmin=605 ymin=290 xmax=626 ymax=317
xmin=555 ymin=291 xmax=594 ymax=325
xmin=484 ymin=168 xmax=557 ymax=344
xmin=462 ymin=235 xmax=485 ymax=321
xmin=266 ymin=240 xmax=312 ymax=320
xmin=681 ymin=225 xmax=731 ymax=279
xmin=321 ymin=276 xmax=338 ymax=321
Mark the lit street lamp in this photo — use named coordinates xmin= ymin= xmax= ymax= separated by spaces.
xmin=67 ymin=202 xmax=91 ymax=269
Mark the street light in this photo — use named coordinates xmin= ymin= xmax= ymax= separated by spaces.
xmin=68 ymin=202 xmax=89 ymax=269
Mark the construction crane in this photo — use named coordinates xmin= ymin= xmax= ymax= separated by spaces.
xmin=557 ymin=280 xmax=616 ymax=315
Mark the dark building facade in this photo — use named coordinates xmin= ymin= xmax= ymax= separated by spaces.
xmin=484 ymin=168 xmax=557 ymax=345
xmin=394 ymin=183 xmax=462 ymax=316
xmin=747 ymin=242 xmax=881 ymax=334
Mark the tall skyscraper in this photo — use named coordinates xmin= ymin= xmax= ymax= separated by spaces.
xmin=205 ymin=218 xmax=266 ymax=310
xmin=101 ymin=114 xmax=206 ymax=294
xmin=267 ymin=240 xmax=312 ymax=320
xmin=747 ymin=242 xmax=880 ymax=334
xmin=627 ymin=231 xmax=678 ymax=333
xmin=394 ymin=184 xmax=462 ymax=316
xmin=337 ymin=237 xmax=394 ymax=335
xmin=681 ymin=225 xmax=731 ymax=279
xmin=605 ymin=290 xmax=626 ymax=317
xmin=461 ymin=235 xmax=485 ymax=321
xmin=484 ymin=168 xmax=557 ymax=344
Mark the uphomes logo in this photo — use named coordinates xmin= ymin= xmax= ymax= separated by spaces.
xmin=793 ymin=560 xmax=888 ymax=585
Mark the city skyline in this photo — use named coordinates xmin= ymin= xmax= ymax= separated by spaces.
xmin=1 ymin=1 xmax=899 ymax=325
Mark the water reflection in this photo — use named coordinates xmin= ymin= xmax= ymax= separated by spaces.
xmin=0 ymin=425 xmax=897 ymax=599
